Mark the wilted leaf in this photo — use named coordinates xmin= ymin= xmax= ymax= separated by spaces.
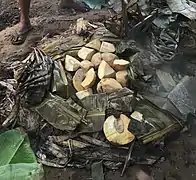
xmin=91 ymin=161 xmax=104 ymax=180
xmin=167 ymin=0 xmax=196 ymax=20
xmin=79 ymin=93 xmax=108 ymax=132
xmin=168 ymin=76 xmax=196 ymax=117
xmin=16 ymin=48 xmax=53 ymax=107
xmin=130 ymin=99 xmax=184 ymax=144
xmin=156 ymin=69 xmax=176 ymax=92
xmin=108 ymin=88 xmax=135 ymax=113
xmin=35 ymin=93 xmax=87 ymax=131
xmin=51 ymin=61 xmax=75 ymax=99
xmin=82 ymin=0 xmax=107 ymax=9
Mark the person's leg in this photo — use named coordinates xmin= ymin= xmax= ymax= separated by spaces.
xmin=12 ymin=0 xmax=32 ymax=45
xmin=18 ymin=0 xmax=32 ymax=32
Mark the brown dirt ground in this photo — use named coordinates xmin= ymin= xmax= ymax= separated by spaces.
xmin=1 ymin=0 xmax=196 ymax=180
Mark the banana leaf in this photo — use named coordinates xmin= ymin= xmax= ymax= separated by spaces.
xmin=79 ymin=110 xmax=106 ymax=132
xmin=37 ymin=141 xmax=69 ymax=167
xmin=69 ymin=146 xmax=157 ymax=165
xmin=81 ymin=0 xmax=108 ymax=9
xmin=166 ymin=0 xmax=196 ymax=20
xmin=91 ymin=161 xmax=104 ymax=180
xmin=42 ymin=35 xmax=86 ymax=59
xmin=108 ymin=88 xmax=135 ymax=113
xmin=79 ymin=93 xmax=108 ymax=132
xmin=16 ymin=48 xmax=53 ymax=107
xmin=0 ymin=163 xmax=43 ymax=180
xmin=103 ymin=161 xmax=123 ymax=170
xmin=130 ymin=99 xmax=184 ymax=144
xmin=80 ymin=93 xmax=108 ymax=111
xmin=156 ymin=69 xmax=176 ymax=92
xmin=51 ymin=61 xmax=75 ymax=99
xmin=0 ymin=129 xmax=43 ymax=180
xmin=80 ymin=135 xmax=110 ymax=148
xmin=34 ymin=93 xmax=87 ymax=131
xmin=79 ymin=89 xmax=135 ymax=132
xmin=167 ymin=76 xmax=196 ymax=116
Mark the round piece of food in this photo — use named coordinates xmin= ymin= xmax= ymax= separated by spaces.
xmin=98 ymin=60 xmax=115 ymax=79
xmin=73 ymin=68 xmax=86 ymax=91
xmin=97 ymin=78 xmax=122 ymax=93
xmin=103 ymin=114 xmax=135 ymax=145
xmin=101 ymin=53 xmax=116 ymax=66
xmin=91 ymin=52 xmax=102 ymax=69
xmin=81 ymin=68 xmax=96 ymax=89
xmin=113 ymin=59 xmax=130 ymax=71
xmin=80 ymin=60 xmax=94 ymax=71
xmin=116 ymin=70 xmax=128 ymax=87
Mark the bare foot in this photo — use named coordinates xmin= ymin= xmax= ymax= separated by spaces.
xmin=59 ymin=0 xmax=90 ymax=12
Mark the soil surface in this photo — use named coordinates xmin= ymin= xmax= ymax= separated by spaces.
xmin=1 ymin=0 xmax=196 ymax=180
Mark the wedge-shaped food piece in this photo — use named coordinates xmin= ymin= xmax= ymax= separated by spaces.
xmin=113 ymin=59 xmax=129 ymax=71
xmin=91 ymin=52 xmax=102 ymax=69
xmin=101 ymin=53 xmax=116 ymax=66
xmin=97 ymin=78 xmax=122 ymax=93
xmin=80 ymin=60 xmax=94 ymax=71
xmin=100 ymin=42 xmax=116 ymax=53
xmin=81 ymin=68 xmax=96 ymax=89
xmin=85 ymin=39 xmax=101 ymax=51
xmin=73 ymin=68 xmax=86 ymax=91
xmin=65 ymin=55 xmax=81 ymax=71
xmin=116 ymin=70 xmax=128 ymax=87
xmin=76 ymin=89 xmax=93 ymax=100
xmin=98 ymin=60 xmax=115 ymax=79
xmin=103 ymin=114 xmax=135 ymax=145
xmin=78 ymin=47 xmax=96 ymax=60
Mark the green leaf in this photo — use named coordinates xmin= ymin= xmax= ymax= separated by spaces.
xmin=0 ymin=163 xmax=43 ymax=180
xmin=10 ymin=136 xmax=37 ymax=164
xmin=0 ymin=129 xmax=43 ymax=180
xmin=0 ymin=129 xmax=36 ymax=166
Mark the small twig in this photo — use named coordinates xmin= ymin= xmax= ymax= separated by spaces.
xmin=121 ymin=0 xmax=128 ymax=38
xmin=68 ymin=139 xmax=73 ymax=157
xmin=121 ymin=140 xmax=135 ymax=176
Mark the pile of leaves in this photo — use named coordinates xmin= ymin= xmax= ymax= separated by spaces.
xmin=1 ymin=46 xmax=184 ymax=176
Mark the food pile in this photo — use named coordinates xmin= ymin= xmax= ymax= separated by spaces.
xmin=63 ymin=39 xmax=130 ymax=97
